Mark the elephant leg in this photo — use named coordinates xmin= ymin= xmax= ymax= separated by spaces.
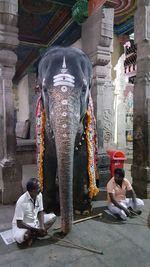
xmin=73 ymin=141 xmax=92 ymax=214
xmin=42 ymin=135 xmax=58 ymax=213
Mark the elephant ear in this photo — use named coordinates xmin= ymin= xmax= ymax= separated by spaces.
xmin=34 ymin=78 xmax=42 ymax=94
xmin=89 ymin=74 xmax=93 ymax=90
xmin=84 ymin=54 xmax=93 ymax=91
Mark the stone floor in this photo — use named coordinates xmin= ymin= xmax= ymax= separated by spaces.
xmin=0 ymin=198 xmax=150 ymax=267
xmin=1 ymin=158 xmax=150 ymax=267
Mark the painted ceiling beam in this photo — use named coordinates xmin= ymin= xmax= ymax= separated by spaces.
xmin=47 ymin=0 xmax=76 ymax=6
xmin=114 ymin=16 xmax=134 ymax=35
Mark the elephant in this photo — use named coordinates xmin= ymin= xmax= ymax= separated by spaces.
xmin=36 ymin=46 xmax=99 ymax=234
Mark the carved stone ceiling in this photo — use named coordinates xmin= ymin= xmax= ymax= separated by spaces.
xmin=14 ymin=0 xmax=136 ymax=82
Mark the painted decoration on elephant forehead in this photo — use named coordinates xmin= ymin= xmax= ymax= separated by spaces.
xmin=61 ymin=86 xmax=68 ymax=92
xmin=53 ymin=56 xmax=75 ymax=87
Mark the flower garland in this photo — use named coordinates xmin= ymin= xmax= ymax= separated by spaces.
xmin=35 ymin=93 xmax=99 ymax=198
xmin=36 ymin=96 xmax=45 ymax=191
xmin=86 ymin=93 xmax=99 ymax=198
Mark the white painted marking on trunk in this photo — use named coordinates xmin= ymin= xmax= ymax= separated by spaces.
xmin=62 ymin=124 xmax=67 ymax=128
xmin=61 ymin=86 xmax=68 ymax=92
xmin=62 ymin=112 xmax=67 ymax=116
xmin=42 ymin=78 xmax=46 ymax=86
xmin=61 ymin=100 xmax=68 ymax=105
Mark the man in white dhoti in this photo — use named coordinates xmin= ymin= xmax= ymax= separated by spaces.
xmin=12 ymin=178 xmax=56 ymax=246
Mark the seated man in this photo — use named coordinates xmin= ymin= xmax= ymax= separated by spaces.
xmin=106 ymin=168 xmax=144 ymax=220
xmin=12 ymin=178 xmax=56 ymax=246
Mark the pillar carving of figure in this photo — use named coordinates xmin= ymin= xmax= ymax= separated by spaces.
xmin=131 ymin=0 xmax=150 ymax=198
xmin=0 ymin=0 xmax=22 ymax=203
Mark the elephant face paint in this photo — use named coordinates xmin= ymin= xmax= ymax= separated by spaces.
xmin=50 ymin=56 xmax=79 ymax=132
xmin=53 ymin=57 xmax=75 ymax=87
xmin=61 ymin=99 xmax=68 ymax=105
xmin=61 ymin=86 xmax=68 ymax=92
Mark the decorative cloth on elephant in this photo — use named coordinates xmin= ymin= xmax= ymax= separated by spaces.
xmin=36 ymin=93 xmax=99 ymax=198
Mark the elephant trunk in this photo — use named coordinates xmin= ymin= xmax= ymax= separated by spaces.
xmin=55 ymin=136 xmax=74 ymax=233
xmin=51 ymin=104 xmax=79 ymax=234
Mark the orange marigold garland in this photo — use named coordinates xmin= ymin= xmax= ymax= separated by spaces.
xmin=36 ymin=97 xmax=45 ymax=191
xmin=86 ymin=93 xmax=99 ymax=198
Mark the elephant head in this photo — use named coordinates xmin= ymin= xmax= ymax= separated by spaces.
xmin=38 ymin=46 xmax=93 ymax=233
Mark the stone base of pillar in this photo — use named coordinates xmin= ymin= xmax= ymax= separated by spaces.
xmin=131 ymin=164 xmax=150 ymax=198
xmin=0 ymin=162 xmax=23 ymax=204
xmin=97 ymin=152 xmax=111 ymax=187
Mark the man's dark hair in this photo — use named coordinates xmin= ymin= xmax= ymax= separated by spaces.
xmin=114 ymin=168 xmax=125 ymax=178
xmin=26 ymin=178 xmax=40 ymax=192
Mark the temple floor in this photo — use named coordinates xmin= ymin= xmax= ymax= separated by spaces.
xmin=0 ymin=195 xmax=149 ymax=267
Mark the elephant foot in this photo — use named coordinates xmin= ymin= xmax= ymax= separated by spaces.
xmin=74 ymin=210 xmax=90 ymax=216
xmin=74 ymin=200 xmax=93 ymax=216
xmin=53 ymin=231 xmax=67 ymax=239
xmin=82 ymin=209 xmax=91 ymax=216
xmin=74 ymin=207 xmax=93 ymax=216
xmin=74 ymin=210 xmax=82 ymax=215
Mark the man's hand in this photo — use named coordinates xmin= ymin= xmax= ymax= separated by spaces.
xmin=132 ymin=201 xmax=138 ymax=211
xmin=129 ymin=209 xmax=142 ymax=216
xmin=123 ymin=208 xmax=132 ymax=217
xmin=36 ymin=228 xmax=47 ymax=237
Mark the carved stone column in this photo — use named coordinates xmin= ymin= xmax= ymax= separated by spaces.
xmin=113 ymin=54 xmax=126 ymax=149
xmin=0 ymin=0 xmax=22 ymax=203
xmin=82 ymin=7 xmax=114 ymax=187
xmin=28 ymin=73 xmax=38 ymax=139
xmin=82 ymin=7 xmax=114 ymax=150
xmin=131 ymin=0 xmax=150 ymax=198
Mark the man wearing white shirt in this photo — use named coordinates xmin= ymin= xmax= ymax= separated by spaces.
xmin=12 ymin=178 xmax=56 ymax=246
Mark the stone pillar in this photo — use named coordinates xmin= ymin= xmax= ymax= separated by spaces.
xmin=113 ymin=54 xmax=126 ymax=149
xmin=82 ymin=7 xmax=114 ymax=187
xmin=0 ymin=0 xmax=22 ymax=203
xmin=28 ymin=73 xmax=38 ymax=139
xmin=82 ymin=7 xmax=114 ymax=150
xmin=131 ymin=0 xmax=150 ymax=198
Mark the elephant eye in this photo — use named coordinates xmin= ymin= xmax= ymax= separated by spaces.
xmin=82 ymin=85 xmax=86 ymax=94
xmin=43 ymin=87 xmax=47 ymax=93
